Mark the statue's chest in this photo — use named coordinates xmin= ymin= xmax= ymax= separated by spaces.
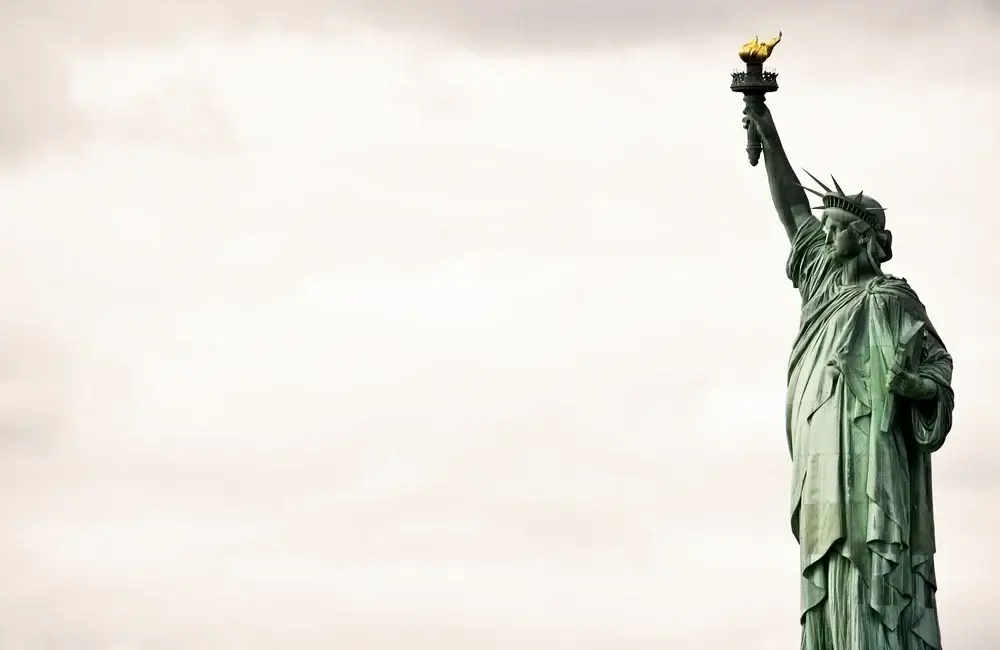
xmin=797 ymin=295 xmax=872 ymax=407
xmin=814 ymin=290 xmax=867 ymax=352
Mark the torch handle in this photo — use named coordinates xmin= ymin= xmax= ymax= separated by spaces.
xmin=743 ymin=94 xmax=764 ymax=167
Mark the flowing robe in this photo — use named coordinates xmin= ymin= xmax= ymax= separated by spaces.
xmin=785 ymin=217 xmax=955 ymax=650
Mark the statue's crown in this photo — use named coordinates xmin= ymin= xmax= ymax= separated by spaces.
xmin=798 ymin=169 xmax=886 ymax=231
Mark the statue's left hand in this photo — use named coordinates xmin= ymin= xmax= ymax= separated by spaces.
xmin=888 ymin=370 xmax=937 ymax=400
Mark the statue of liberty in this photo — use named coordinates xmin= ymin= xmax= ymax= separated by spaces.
xmin=743 ymin=103 xmax=956 ymax=650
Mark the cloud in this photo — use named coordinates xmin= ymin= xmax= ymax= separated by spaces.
xmin=2 ymin=0 xmax=999 ymax=161
xmin=320 ymin=0 xmax=999 ymax=47
xmin=0 ymin=6 xmax=997 ymax=648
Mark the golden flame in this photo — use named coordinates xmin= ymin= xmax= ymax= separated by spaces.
xmin=739 ymin=31 xmax=782 ymax=64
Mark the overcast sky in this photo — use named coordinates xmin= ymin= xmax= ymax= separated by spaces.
xmin=0 ymin=2 xmax=997 ymax=649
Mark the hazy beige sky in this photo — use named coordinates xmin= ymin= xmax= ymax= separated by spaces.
xmin=0 ymin=2 xmax=997 ymax=648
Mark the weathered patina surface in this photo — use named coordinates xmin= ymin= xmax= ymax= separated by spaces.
xmin=744 ymin=102 xmax=955 ymax=650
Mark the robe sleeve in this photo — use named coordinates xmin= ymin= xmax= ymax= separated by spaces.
xmin=785 ymin=216 xmax=832 ymax=301
xmin=909 ymin=331 xmax=955 ymax=452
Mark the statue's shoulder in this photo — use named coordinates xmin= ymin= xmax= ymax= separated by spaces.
xmin=880 ymin=273 xmax=913 ymax=291
xmin=873 ymin=274 xmax=927 ymax=308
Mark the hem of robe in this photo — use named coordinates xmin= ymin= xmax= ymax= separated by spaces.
xmin=801 ymin=552 xmax=942 ymax=650
xmin=799 ymin=538 xmax=942 ymax=650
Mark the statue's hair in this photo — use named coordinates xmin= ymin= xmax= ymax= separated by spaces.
xmin=870 ymin=229 xmax=893 ymax=264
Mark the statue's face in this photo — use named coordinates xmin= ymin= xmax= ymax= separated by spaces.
xmin=823 ymin=208 xmax=868 ymax=263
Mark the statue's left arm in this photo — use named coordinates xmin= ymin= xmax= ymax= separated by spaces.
xmin=882 ymin=280 xmax=955 ymax=451
xmin=909 ymin=330 xmax=955 ymax=452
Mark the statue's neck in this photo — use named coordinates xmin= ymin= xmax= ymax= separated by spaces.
xmin=839 ymin=255 xmax=882 ymax=286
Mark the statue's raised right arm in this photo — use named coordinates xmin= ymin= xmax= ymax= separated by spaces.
xmin=743 ymin=103 xmax=815 ymax=242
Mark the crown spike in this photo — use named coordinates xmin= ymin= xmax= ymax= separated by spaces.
xmin=831 ymin=175 xmax=844 ymax=195
xmin=802 ymin=169 xmax=832 ymax=193
xmin=855 ymin=190 xmax=864 ymax=201
xmin=796 ymin=183 xmax=826 ymax=198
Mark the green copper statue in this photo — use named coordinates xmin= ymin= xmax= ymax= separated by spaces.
xmin=740 ymin=41 xmax=956 ymax=650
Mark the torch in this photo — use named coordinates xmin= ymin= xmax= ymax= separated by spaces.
xmin=731 ymin=32 xmax=782 ymax=167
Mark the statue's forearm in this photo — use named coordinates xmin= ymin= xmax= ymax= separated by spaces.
xmin=913 ymin=343 xmax=952 ymax=402
xmin=761 ymin=134 xmax=811 ymax=240
xmin=912 ymin=376 xmax=939 ymax=401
